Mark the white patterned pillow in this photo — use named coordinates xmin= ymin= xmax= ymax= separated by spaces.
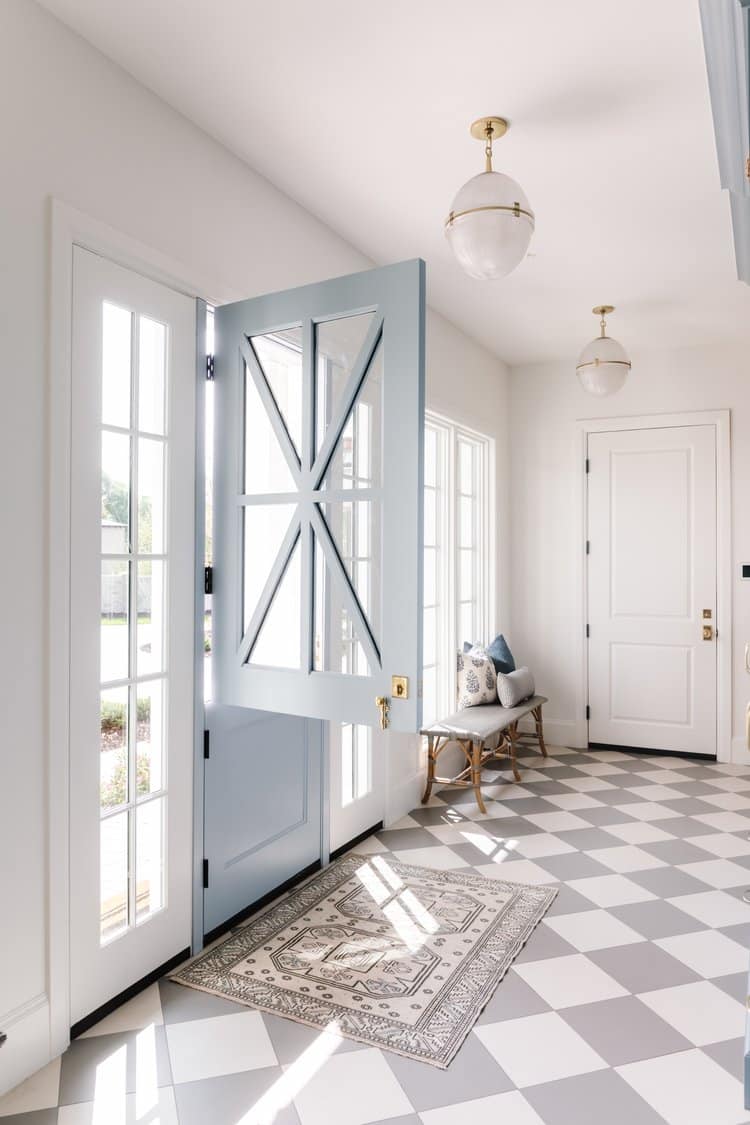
xmin=496 ymin=666 xmax=535 ymax=708
xmin=457 ymin=645 xmax=497 ymax=709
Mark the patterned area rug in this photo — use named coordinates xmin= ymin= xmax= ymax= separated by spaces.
xmin=172 ymin=855 xmax=556 ymax=1068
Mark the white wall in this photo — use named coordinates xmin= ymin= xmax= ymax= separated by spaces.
xmin=0 ymin=0 xmax=508 ymax=1090
xmin=509 ymin=343 xmax=750 ymax=754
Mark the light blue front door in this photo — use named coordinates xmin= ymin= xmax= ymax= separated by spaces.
xmin=204 ymin=260 xmax=425 ymax=935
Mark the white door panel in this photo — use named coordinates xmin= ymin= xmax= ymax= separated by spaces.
xmin=70 ymin=248 xmax=195 ymax=1024
xmin=588 ymin=425 xmax=717 ymax=755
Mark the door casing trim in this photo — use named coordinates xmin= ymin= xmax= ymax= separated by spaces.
xmin=575 ymin=410 xmax=732 ymax=762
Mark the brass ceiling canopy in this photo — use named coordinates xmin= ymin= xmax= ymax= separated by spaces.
xmin=469 ymin=116 xmax=509 ymax=143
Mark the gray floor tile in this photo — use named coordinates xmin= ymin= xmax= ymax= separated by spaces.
xmin=610 ymin=899 xmax=708 ymax=939
xmin=476 ymin=967 xmax=551 ymax=1024
xmin=712 ymin=972 xmax=747 ymax=1004
xmin=58 ymin=1026 xmax=172 ymax=1104
xmin=627 ymin=866 xmax=711 ymax=898
xmin=0 ymin=1113 xmax=59 ymax=1125
xmin=588 ymin=942 xmax=700 ymax=994
xmin=639 ymin=839 xmax=715 ymax=866
xmin=514 ymin=922 xmax=579 ymax=964
xmin=376 ymin=827 xmax=442 ymax=851
xmin=533 ymin=765 xmax=597 ymax=780
xmin=560 ymin=995 xmax=693 ymax=1065
xmin=552 ymin=827 xmax=625 ymax=851
xmin=493 ymin=796 xmax=564 ymax=816
xmin=703 ymin=1037 xmax=746 ymax=1083
xmin=515 ymin=780 xmax=578 ymax=797
xmin=261 ymin=1011 xmax=364 ymax=1065
xmin=475 ymin=816 xmax=545 ymax=838
xmin=667 ymin=780 xmax=728 ymax=797
xmin=524 ymin=1068 xmax=668 ymax=1125
xmin=536 ymin=852 xmax=612 ymax=881
xmin=384 ymin=1032 xmax=512 ymax=1111
xmin=159 ymin=978 xmax=246 ymax=1024
xmin=545 ymin=884 xmax=602 ymax=917
xmin=406 ymin=805 xmax=469 ymax=827
xmin=659 ymin=798 xmax=718 ymax=816
xmin=718 ymin=920 xmax=750 ymax=946
xmin=653 ymin=816 xmax=718 ymax=837
xmin=572 ymin=806 xmax=641 ymax=827
xmin=367 ymin=1117 xmax=421 ymax=1125
xmin=448 ymin=841 xmax=503 ymax=866
xmin=174 ymin=1066 xmax=300 ymax=1125
xmin=591 ymin=789 xmax=648 ymax=806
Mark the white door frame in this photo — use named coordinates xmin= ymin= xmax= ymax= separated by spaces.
xmin=46 ymin=198 xmax=237 ymax=1066
xmin=575 ymin=410 xmax=732 ymax=762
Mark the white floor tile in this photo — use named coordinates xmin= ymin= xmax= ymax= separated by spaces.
xmin=475 ymin=1011 xmax=607 ymax=1088
xmin=601 ymin=822 xmax=676 ymax=845
xmin=622 ymin=785 xmax=690 ymax=802
xmin=420 ymin=1090 xmax=546 ymax=1125
xmin=57 ymin=1086 xmax=179 ymax=1125
xmin=676 ymin=858 xmax=750 ymax=888
xmin=387 ymin=813 xmax=423 ymax=829
xmin=704 ymin=776 xmax=750 ymax=793
xmin=585 ymin=845 xmax=667 ymax=874
xmin=655 ymin=929 xmax=749 ymax=978
xmin=686 ymin=832 xmax=750 ymax=858
xmin=0 ymin=1057 xmax=60 ymax=1117
xmin=544 ymin=909 xmax=645 ymax=952
xmin=514 ymin=953 xmax=628 ymax=1009
xmin=350 ymin=835 xmax=389 ymax=855
xmin=587 ymin=750 xmax=634 ymax=761
xmin=568 ymin=874 xmax=657 ymax=908
xmin=558 ymin=776 xmax=615 ymax=792
xmin=616 ymin=802 xmax=682 ymax=821
xmin=617 ymin=1048 xmax=747 ymax=1125
xmin=575 ymin=762 xmax=627 ymax=776
xmin=166 ymin=1010 xmax=277 ymax=1083
xmin=525 ymin=811 xmax=591 ymax=832
xmin=424 ymin=822 xmax=493 ymax=846
xmin=638 ymin=981 xmax=745 ymax=1046
xmin=541 ymin=793 xmax=604 ymax=811
xmin=631 ymin=769 xmax=700 ymax=784
xmin=491 ymin=786 xmax=538 ymax=801
xmin=694 ymin=811 xmax=750 ymax=832
xmin=668 ymin=889 xmax=750 ymax=928
xmin=392 ymin=845 xmax=468 ymax=870
xmin=700 ymin=792 xmax=750 ymax=811
xmin=291 ymin=1047 xmax=413 ymax=1125
xmin=80 ymin=982 xmax=164 ymax=1038
xmin=512 ymin=833 xmax=576 ymax=859
xmin=473 ymin=859 xmax=558 ymax=885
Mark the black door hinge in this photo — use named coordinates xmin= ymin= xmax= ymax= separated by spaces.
xmin=204 ymin=565 xmax=213 ymax=594
xmin=203 ymin=859 xmax=209 ymax=888
xmin=585 ymin=458 xmax=590 ymax=474
xmin=203 ymin=730 xmax=210 ymax=760
xmin=586 ymin=704 xmax=591 ymax=720
xmin=585 ymin=540 xmax=590 ymax=555
xmin=206 ymin=354 xmax=215 ymax=380
xmin=586 ymin=623 xmax=590 ymax=638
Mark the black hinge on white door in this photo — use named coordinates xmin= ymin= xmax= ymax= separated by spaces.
xmin=586 ymin=704 xmax=591 ymax=720
xmin=203 ymin=730 xmax=210 ymax=760
xmin=586 ymin=540 xmax=590 ymax=555
xmin=203 ymin=859 xmax=209 ymax=888
xmin=585 ymin=457 xmax=590 ymax=473
xmin=204 ymin=566 xmax=213 ymax=595
xmin=206 ymin=354 xmax=215 ymax=380
xmin=586 ymin=623 xmax=590 ymax=638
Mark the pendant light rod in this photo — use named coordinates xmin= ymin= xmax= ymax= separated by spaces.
xmin=592 ymin=304 xmax=615 ymax=338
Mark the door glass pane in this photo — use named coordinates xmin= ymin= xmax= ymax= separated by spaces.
xmin=244 ymin=360 xmax=296 ymax=494
xmin=424 ymin=546 xmax=437 ymax=606
xmin=315 ymin=312 xmax=375 ymax=455
xmin=459 ymin=602 xmax=473 ymax=645
xmin=321 ymin=499 xmax=381 ymax=642
xmin=243 ymin=503 xmax=297 ymax=634
xmin=341 ymin=723 xmax=372 ymax=806
xmin=458 ymin=440 xmax=474 ymax=493
xmin=101 ymin=431 xmax=131 ymax=552
xmin=321 ymin=339 xmax=382 ymax=489
xmin=136 ymin=798 xmax=165 ymax=923
xmin=138 ymin=438 xmax=165 ymax=554
xmin=102 ymin=302 xmax=131 ymax=429
xmin=138 ymin=316 xmax=167 ymax=435
xmin=249 ymin=538 xmax=301 ymax=668
xmin=459 ymin=548 xmax=474 ymax=600
xmin=250 ymin=329 xmax=303 ymax=459
xmin=100 ymin=810 xmax=129 ymax=943
xmin=458 ymin=496 xmax=473 ymax=548
xmin=424 ymin=489 xmax=436 ymax=548
xmin=136 ymin=680 xmax=165 ymax=797
xmin=313 ymin=529 xmax=371 ymax=675
xmin=101 ymin=560 xmax=129 ymax=682
xmin=422 ymin=666 xmax=437 ymax=727
xmin=424 ymin=426 xmax=437 ymax=489
xmin=423 ymin=607 xmax=436 ymax=669
xmin=100 ymin=686 xmax=128 ymax=810
xmin=137 ymin=560 xmax=165 ymax=676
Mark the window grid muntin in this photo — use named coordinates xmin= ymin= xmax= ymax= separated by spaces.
xmin=99 ymin=302 xmax=169 ymax=945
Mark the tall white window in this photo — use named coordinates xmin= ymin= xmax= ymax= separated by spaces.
xmin=423 ymin=413 xmax=492 ymax=725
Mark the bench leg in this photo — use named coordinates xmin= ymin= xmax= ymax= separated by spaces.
xmin=507 ymin=723 xmax=522 ymax=782
xmin=470 ymin=740 xmax=487 ymax=815
xmin=533 ymin=704 xmax=548 ymax=757
xmin=421 ymin=735 xmax=436 ymax=804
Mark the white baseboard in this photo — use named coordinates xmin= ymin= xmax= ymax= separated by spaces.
xmin=385 ymin=770 xmax=423 ymax=826
xmin=0 ymin=994 xmax=52 ymax=1099
xmin=518 ymin=716 xmax=586 ymax=749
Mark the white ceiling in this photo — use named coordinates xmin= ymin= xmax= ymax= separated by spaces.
xmin=39 ymin=0 xmax=750 ymax=365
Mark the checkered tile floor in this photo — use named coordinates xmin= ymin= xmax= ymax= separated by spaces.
xmin=4 ymin=745 xmax=750 ymax=1124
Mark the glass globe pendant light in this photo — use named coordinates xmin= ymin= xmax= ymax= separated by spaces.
xmin=576 ymin=305 xmax=631 ymax=396
xmin=444 ymin=116 xmax=535 ymax=280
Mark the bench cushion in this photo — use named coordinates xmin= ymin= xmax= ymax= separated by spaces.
xmin=421 ymin=695 xmax=548 ymax=749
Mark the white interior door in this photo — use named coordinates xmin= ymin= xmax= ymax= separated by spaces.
xmin=69 ymin=247 xmax=195 ymax=1025
xmin=587 ymin=424 xmax=717 ymax=755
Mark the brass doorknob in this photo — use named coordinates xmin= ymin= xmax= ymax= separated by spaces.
xmin=703 ymin=625 xmax=714 ymax=641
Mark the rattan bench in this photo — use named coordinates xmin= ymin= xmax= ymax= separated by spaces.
xmin=420 ymin=695 xmax=548 ymax=814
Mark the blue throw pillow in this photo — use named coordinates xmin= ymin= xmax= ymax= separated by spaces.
xmin=463 ymin=635 xmax=515 ymax=675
